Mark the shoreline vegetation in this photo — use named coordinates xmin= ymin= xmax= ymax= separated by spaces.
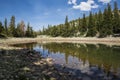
xmin=0 ymin=36 xmax=120 ymax=49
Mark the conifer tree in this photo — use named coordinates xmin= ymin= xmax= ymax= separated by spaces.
xmin=65 ymin=16 xmax=69 ymax=27
xmin=77 ymin=17 xmax=81 ymax=32
xmin=30 ymin=27 xmax=33 ymax=37
xmin=64 ymin=16 xmax=69 ymax=37
xmin=25 ymin=23 xmax=30 ymax=37
xmin=40 ymin=2 xmax=119 ymax=37
xmin=87 ymin=12 xmax=97 ymax=37
xmin=107 ymin=3 xmax=113 ymax=36
xmin=71 ymin=20 xmax=76 ymax=36
xmin=113 ymin=1 xmax=120 ymax=34
xmin=100 ymin=8 xmax=108 ymax=37
xmin=0 ymin=21 xmax=6 ymax=38
xmin=0 ymin=22 xmax=4 ymax=34
xmin=100 ymin=4 xmax=113 ymax=37
xmin=15 ymin=23 xmax=21 ymax=37
xmin=19 ymin=21 xmax=25 ymax=37
xmin=9 ymin=16 xmax=16 ymax=37
xmin=97 ymin=10 xmax=103 ymax=33
xmin=81 ymin=14 xmax=87 ymax=32
xmin=4 ymin=18 xmax=8 ymax=35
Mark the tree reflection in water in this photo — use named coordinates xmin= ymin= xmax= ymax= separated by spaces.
xmin=13 ymin=42 xmax=120 ymax=79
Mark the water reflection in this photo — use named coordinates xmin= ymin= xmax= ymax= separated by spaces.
xmin=13 ymin=42 xmax=120 ymax=78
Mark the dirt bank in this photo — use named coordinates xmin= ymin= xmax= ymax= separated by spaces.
xmin=0 ymin=37 xmax=120 ymax=49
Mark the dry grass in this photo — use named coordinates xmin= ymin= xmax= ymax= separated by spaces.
xmin=1 ymin=36 xmax=120 ymax=50
xmin=0 ymin=37 xmax=36 ymax=45
xmin=0 ymin=37 xmax=36 ymax=50
xmin=36 ymin=36 xmax=120 ymax=46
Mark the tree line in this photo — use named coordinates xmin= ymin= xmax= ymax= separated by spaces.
xmin=0 ymin=16 xmax=37 ymax=38
xmin=41 ymin=2 xmax=120 ymax=37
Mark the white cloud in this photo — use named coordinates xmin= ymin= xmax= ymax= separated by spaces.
xmin=99 ymin=0 xmax=111 ymax=3
xmin=68 ymin=0 xmax=77 ymax=5
xmin=68 ymin=0 xmax=72 ymax=4
xmin=72 ymin=0 xmax=98 ymax=11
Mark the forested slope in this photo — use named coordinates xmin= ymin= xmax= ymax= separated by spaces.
xmin=41 ymin=2 xmax=120 ymax=38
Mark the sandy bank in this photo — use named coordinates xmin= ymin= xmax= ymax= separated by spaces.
xmin=0 ymin=38 xmax=36 ymax=49
xmin=0 ymin=38 xmax=36 ymax=45
xmin=36 ymin=37 xmax=120 ymax=45
xmin=0 ymin=37 xmax=120 ymax=49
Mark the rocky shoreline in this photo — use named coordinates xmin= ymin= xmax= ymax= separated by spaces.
xmin=0 ymin=49 xmax=83 ymax=80
xmin=0 ymin=49 xmax=120 ymax=80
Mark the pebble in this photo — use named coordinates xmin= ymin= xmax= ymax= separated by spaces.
xmin=23 ymin=67 xmax=30 ymax=71
xmin=82 ymin=76 xmax=91 ymax=80
xmin=97 ymin=73 xmax=105 ymax=77
xmin=47 ymin=72 xmax=53 ymax=75
xmin=50 ymin=77 xmax=56 ymax=80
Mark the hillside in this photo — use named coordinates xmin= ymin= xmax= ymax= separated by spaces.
xmin=40 ymin=2 xmax=120 ymax=38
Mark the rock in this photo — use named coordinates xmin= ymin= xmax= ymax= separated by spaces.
xmin=47 ymin=72 xmax=52 ymax=75
xmin=46 ymin=58 xmax=53 ymax=62
xmin=50 ymin=77 xmax=56 ymax=80
xmin=61 ymin=64 xmax=65 ymax=68
xmin=87 ymin=71 xmax=94 ymax=75
xmin=68 ymin=71 xmax=76 ymax=76
xmin=23 ymin=67 xmax=30 ymax=71
xmin=82 ymin=76 xmax=91 ymax=80
xmin=46 ymin=58 xmax=54 ymax=65
xmin=33 ymin=61 xmax=41 ymax=65
xmin=91 ymin=66 xmax=98 ymax=71
xmin=97 ymin=73 xmax=105 ymax=77
xmin=77 ymin=76 xmax=82 ymax=80
xmin=42 ymin=71 xmax=48 ymax=74
xmin=104 ymin=76 xmax=112 ymax=80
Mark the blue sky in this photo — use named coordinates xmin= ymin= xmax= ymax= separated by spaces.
xmin=0 ymin=0 xmax=120 ymax=31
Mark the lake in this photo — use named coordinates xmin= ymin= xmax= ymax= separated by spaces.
xmin=13 ymin=42 xmax=120 ymax=79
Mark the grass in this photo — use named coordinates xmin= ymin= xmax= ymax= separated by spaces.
xmin=0 ymin=36 xmax=120 ymax=50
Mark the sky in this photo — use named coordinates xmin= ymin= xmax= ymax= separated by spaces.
xmin=0 ymin=0 xmax=120 ymax=31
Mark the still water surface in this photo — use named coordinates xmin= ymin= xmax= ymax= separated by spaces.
xmin=14 ymin=42 xmax=120 ymax=79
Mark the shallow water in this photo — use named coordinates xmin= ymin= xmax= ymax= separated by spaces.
xmin=13 ymin=42 xmax=120 ymax=79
